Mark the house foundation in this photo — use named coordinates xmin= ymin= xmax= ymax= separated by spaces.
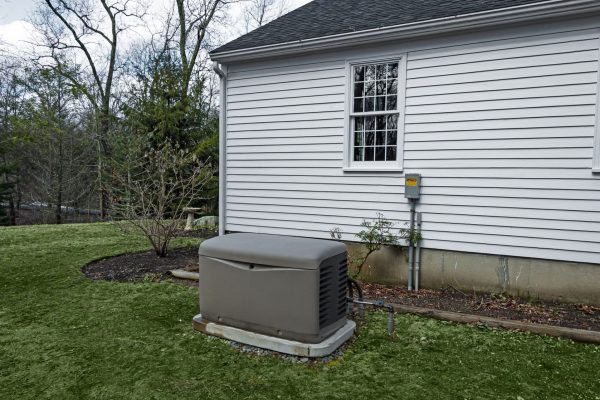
xmin=346 ymin=243 xmax=600 ymax=306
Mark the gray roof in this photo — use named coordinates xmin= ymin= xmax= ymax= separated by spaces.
xmin=212 ymin=0 xmax=547 ymax=55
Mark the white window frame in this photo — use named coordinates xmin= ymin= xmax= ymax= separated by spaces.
xmin=343 ymin=54 xmax=407 ymax=172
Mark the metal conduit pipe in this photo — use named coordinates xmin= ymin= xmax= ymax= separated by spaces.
xmin=415 ymin=212 xmax=422 ymax=292
xmin=347 ymin=298 xmax=396 ymax=338
xmin=407 ymin=200 xmax=416 ymax=291
xmin=404 ymin=174 xmax=422 ymax=292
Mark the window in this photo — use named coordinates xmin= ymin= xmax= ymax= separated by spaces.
xmin=345 ymin=56 xmax=406 ymax=171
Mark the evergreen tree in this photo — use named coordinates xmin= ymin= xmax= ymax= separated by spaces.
xmin=0 ymin=155 xmax=15 ymax=225
xmin=122 ymin=49 xmax=219 ymax=214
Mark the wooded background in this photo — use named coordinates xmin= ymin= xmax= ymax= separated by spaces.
xmin=0 ymin=0 xmax=289 ymax=225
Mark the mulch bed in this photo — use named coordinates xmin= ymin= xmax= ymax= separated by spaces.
xmin=83 ymin=246 xmax=600 ymax=332
xmin=83 ymin=229 xmax=215 ymax=285
xmin=362 ymin=282 xmax=600 ymax=332
xmin=82 ymin=247 xmax=200 ymax=286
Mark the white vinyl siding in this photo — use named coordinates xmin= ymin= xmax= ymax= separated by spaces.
xmin=224 ymin=21 xmax=600 ymax=265
xmin=595 ymin=35 xmax=600 ymax=174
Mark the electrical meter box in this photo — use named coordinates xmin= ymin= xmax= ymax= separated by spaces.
xmin=404 ymin=174 xmax=421 ymax=199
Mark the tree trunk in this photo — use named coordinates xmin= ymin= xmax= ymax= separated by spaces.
xmin=56 ymin=86 xmax=63 ymax=225
xmin=98 ymin=109 xmax=111 ymax=220
xmin=55 ymin=187 xmax=62 ymax=224
xmin=8 ymin=196 xmax=16 ymax=225
xmin=97 ymin=130 xmax=109 ymax=220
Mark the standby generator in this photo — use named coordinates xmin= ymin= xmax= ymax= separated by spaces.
xmin=197 ymin=233 xmax=349 ymax=344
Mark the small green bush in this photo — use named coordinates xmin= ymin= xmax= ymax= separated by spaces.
xmin=330 ymin=212 xmax=422 ymax=278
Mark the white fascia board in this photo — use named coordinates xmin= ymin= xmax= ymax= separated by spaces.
xmin=211 ymin=0 xmax=600 ymax=63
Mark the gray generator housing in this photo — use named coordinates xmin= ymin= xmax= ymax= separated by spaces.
xmin=198 ymin=233 xmax=348 ymax=343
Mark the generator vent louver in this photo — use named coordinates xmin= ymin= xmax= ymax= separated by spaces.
xmin=319 ymin=258 xmax=348 ymax=328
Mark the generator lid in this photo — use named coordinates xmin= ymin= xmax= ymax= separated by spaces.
xmin=198 ymin=233 xmax=346 ymax=270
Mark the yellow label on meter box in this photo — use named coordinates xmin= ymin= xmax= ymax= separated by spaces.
xmin=406 ymin=178 xmax=418 ymax=187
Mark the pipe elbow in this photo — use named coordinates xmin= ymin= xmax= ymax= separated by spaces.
xmin=212 ymin=61 xmax=226 ymax=78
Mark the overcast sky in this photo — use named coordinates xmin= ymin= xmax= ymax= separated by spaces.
xmin=0 ymin=0 xmax=312 ymax=49
xmin=1 ymin=0 xmax=36 ymax=24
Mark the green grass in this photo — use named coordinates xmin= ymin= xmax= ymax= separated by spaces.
xmin=1 ymin=223 xmax=599 ymax=400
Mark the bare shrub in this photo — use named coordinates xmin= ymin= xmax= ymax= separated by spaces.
xmin=112 ymin=142 xmax=214 ymax=257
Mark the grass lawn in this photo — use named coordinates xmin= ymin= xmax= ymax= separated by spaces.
xmin=1 ymin=223 xmax=599 ymax=400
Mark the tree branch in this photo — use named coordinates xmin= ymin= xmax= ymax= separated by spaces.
xmin=44 ymin=0 xmax=105 ymax=100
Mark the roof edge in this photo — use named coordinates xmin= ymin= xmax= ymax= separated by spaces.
xmin=211 ymin=0 xmax=600 ymax=63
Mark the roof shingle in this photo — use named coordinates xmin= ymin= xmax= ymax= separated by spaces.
xmin=212 ymin=0 xmax=547 ymax=54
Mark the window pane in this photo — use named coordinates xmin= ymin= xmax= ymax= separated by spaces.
xmin=354 ymin=82 xmax=364 ymax=98
xmin=375 ymin=96 xmax=386 ymax=111
xmin=375 ymin=147 xmax=386 ymax=161
xmin=365 ymin=116 xmax=375 ymax=130
xmin=387 ymin=114 xmax=398 ymax=130
xmin=376 ymin=81 xmax=386 ymax=96
xmin=365 ymin=131 xmax=375 ymax=146
xmin=354 ymin=131 xmax=364 ymax=146
xmin=353 ymin=98 xmax=364 ymax=112
xmin=376 ymin=115 xmax=386 ymax=130
xmin=354 ymin=117 xmax=364 ymax=131
xmin=364 ymin=147 xmax=375 ymax=161
xmin=365 ymin=82 xmax=375 ymax=96
xmin=387 ymin=80 xmax=397 ymax=95
xmin=376 ymin=64 xmax=386 ymax=80
xmin=354 ymin=66 xmax=365 ymax=82
xmin=387 ymin=131 xmax=397 ymax=146
xmin=365 ymin=97 xmax=374 ymax=112
xmin=354 ymin=147 xmax=364 ymax=161
xmin=387 ymin=63 xmax=398 ymax=78
xmin=386 ymin=95 xmax=397 ymax=111
xmin=376 ymin=131 xmax=386 ymax=146
xmin=366 ymin=65 xmax=376 ymax=81
xmin=386 ymin=146 xmax=397 ymax=161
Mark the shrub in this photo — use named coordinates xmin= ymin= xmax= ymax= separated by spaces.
xmin=330 ymin=212 xmax=421 ymax=279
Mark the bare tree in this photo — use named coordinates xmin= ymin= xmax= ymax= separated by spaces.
xmin=33 ymin=0 xmax=145 ymax=219
xmin=173 ymin=0 xmax=237 ymax=100
xmin=241 ymin=0 xmax=289 ymax=33
xmin=22 ymin=65 xmax=96 ymax=224
xmin=112 ymin=142 xmax=214 ymax=257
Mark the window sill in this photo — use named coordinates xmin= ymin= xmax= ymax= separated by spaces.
xmin=593 ymin=168 xmax=600 ymax=174
xmin=343 ymin=167 xmax=404 ymax=173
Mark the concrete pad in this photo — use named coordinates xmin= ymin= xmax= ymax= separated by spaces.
xmin=193 ymin=314 xmax=356 ymax=358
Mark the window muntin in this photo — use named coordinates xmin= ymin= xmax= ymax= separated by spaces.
xmin=350 ymin=61 xmax=400 ymax=163
xmin=353 ymin=115 xmax=398 ymax=162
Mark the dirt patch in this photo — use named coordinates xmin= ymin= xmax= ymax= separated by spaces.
xmin=83 ymin=247 xmax=199 ymax=285
xmin=362 ymin=283 xmax=600 ymax=332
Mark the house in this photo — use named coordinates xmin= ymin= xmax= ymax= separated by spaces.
xmin=210 ymin=0 xmax=600 ymax=304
